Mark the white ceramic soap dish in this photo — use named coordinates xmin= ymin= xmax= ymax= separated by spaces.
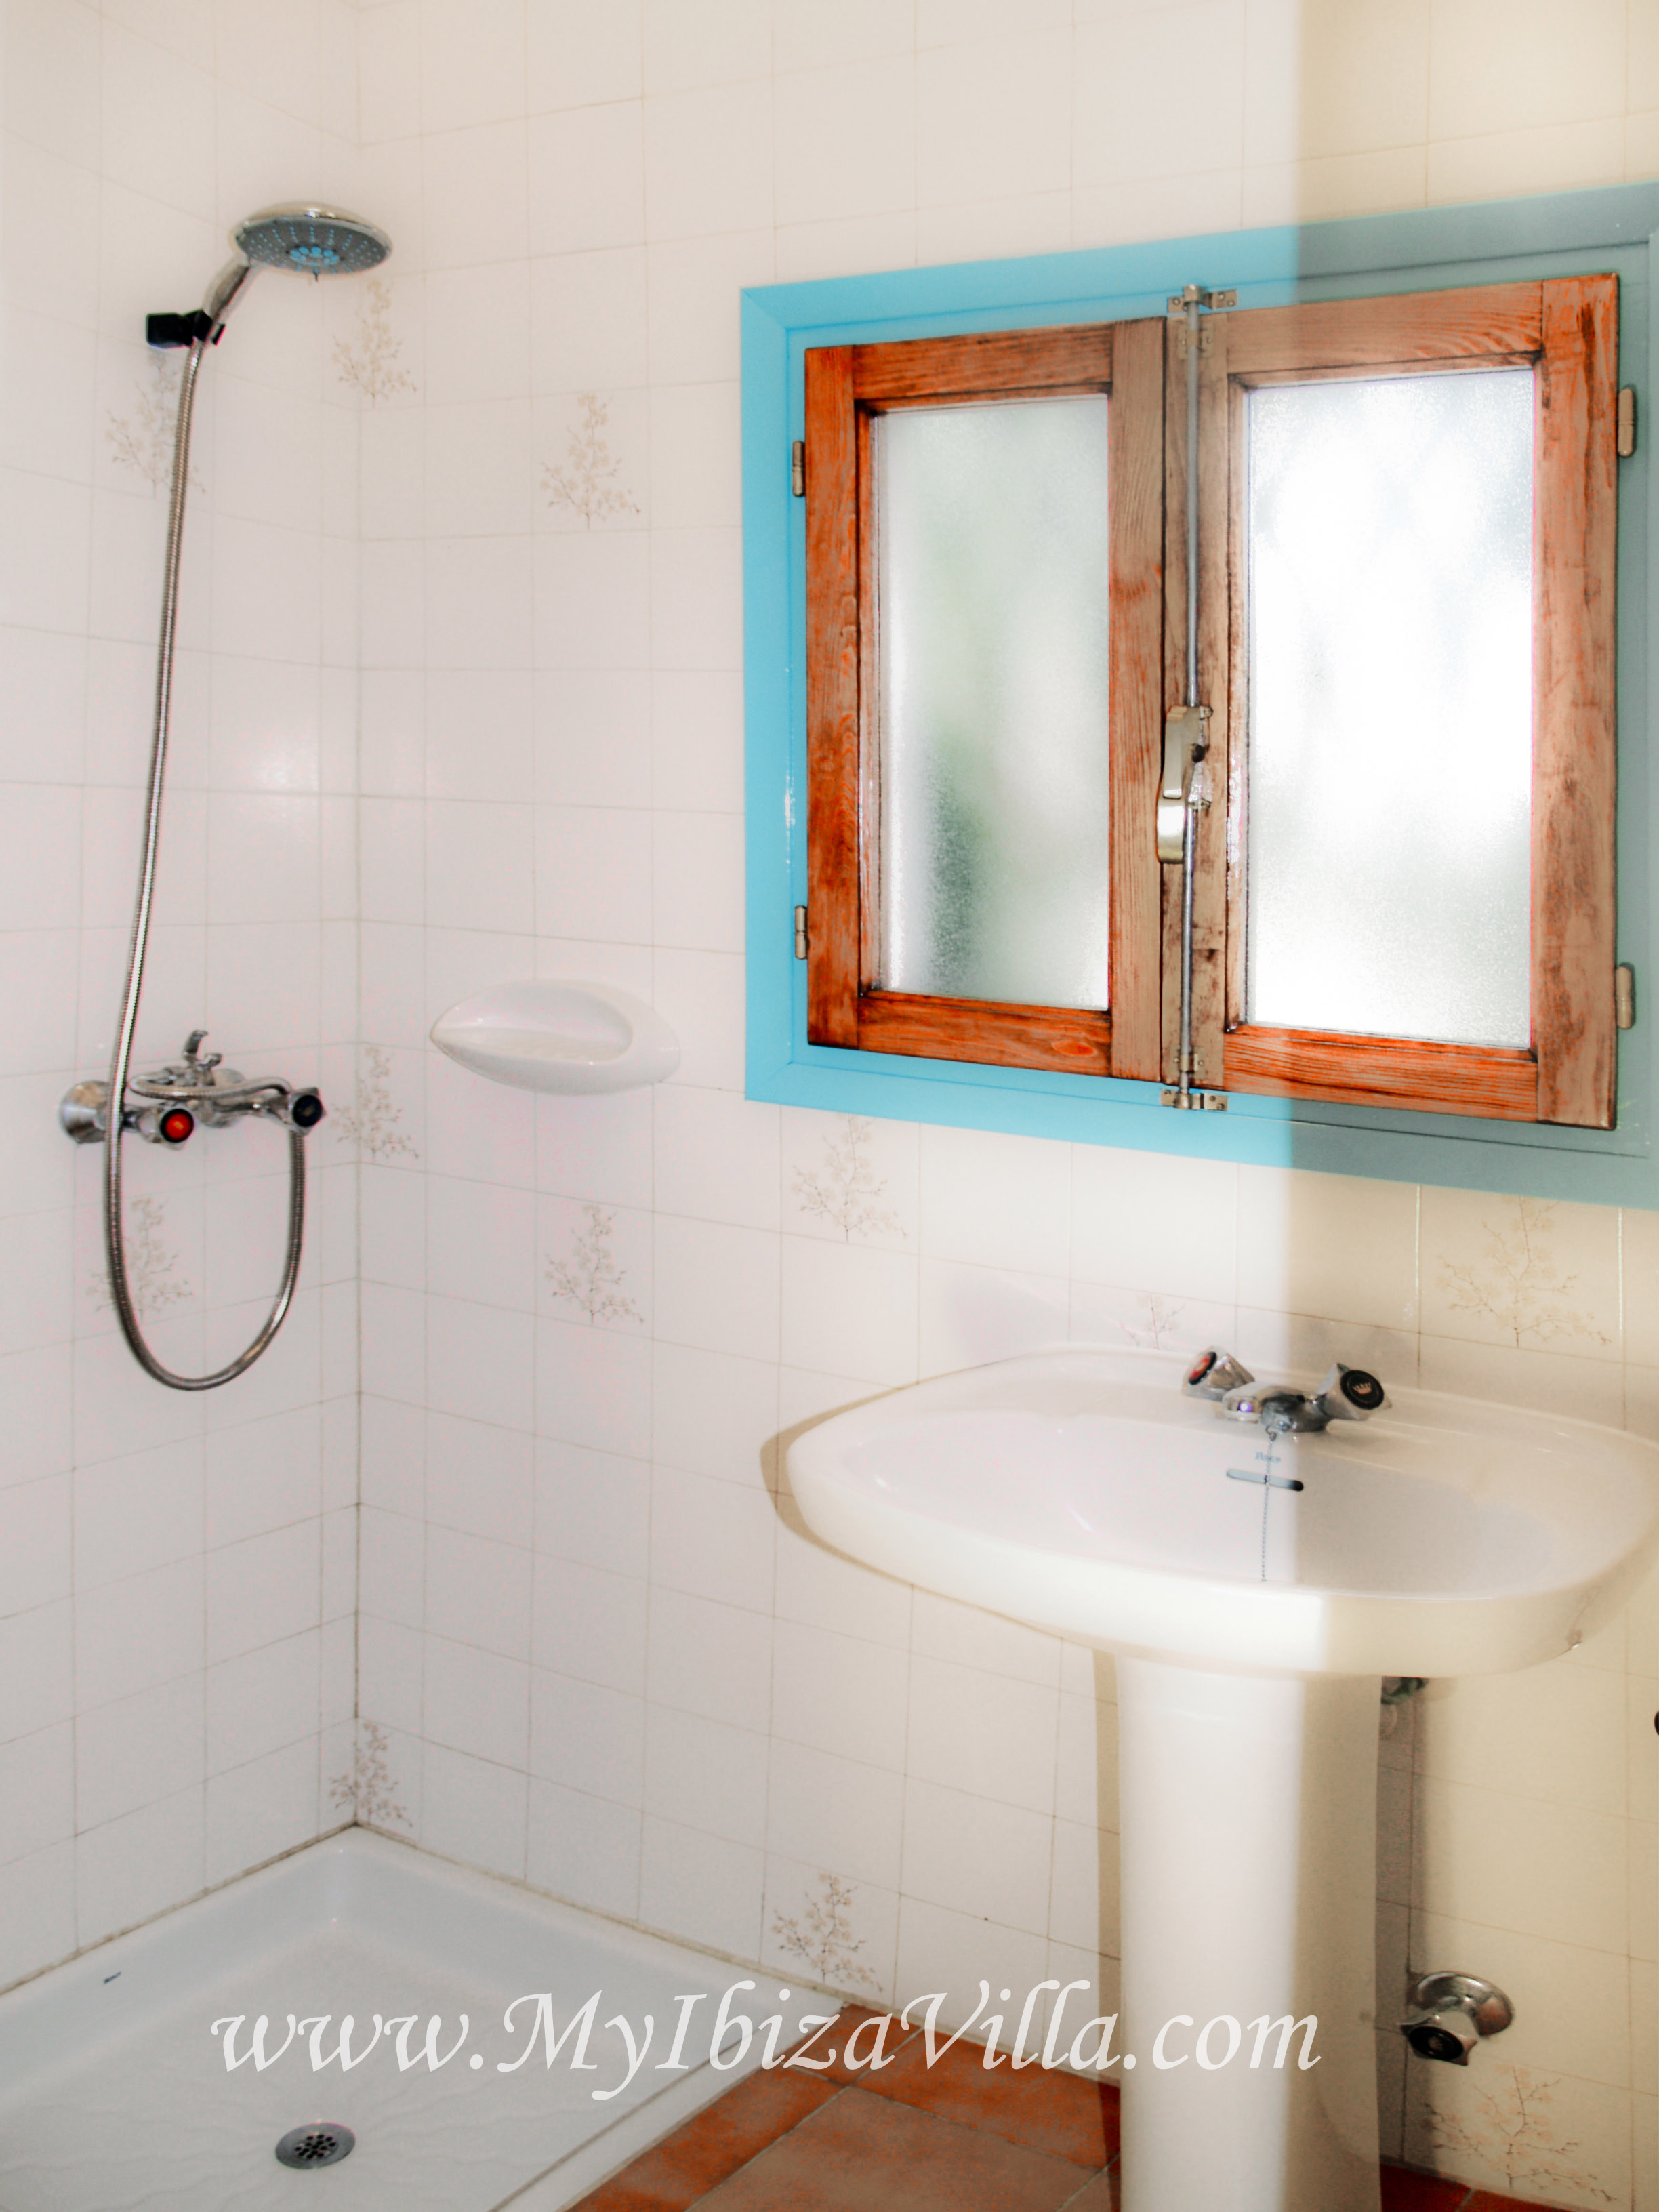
xmin=430 ymin=980 xmax=680 ymax=1095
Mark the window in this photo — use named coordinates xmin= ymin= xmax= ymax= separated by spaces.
xmin=800 ymin=276 xmax=1618 ymax=1128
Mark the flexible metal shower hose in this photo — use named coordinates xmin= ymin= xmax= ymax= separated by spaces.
xmin=102 ymin=337 xmax=308 ymax=1390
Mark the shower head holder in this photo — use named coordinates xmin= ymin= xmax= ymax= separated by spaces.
xmin=146 ymin=309 xmax=221 ymax=350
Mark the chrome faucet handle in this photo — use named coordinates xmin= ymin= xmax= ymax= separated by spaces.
xmin=1313 ymin=1363 xmax=1389 ymax=1424
xmin=1220 ymin=1382 xmax=1307 ymax=1432
xmin=1183 ymin=1347 xmax=1255 ymax=1401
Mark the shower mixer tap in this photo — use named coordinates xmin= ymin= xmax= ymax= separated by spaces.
xmin=1182 ymin=1346 xmax=1389 ymax=1437
xmin=59 ymin=1032 xmax=325 ymax=1145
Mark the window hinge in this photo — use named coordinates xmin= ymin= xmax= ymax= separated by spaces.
xmin=1616 ymin=963 xmax=1637 ymax=1029
xmin=791 ymin=441 xmax=805 ymax=497
xmin=794 ymin=904 xmax=808 ymax=959
xmin=1161 ymin=1087 xmax=1228 ymax=1111
xmin=1618 ymin=388 xmax=1637 ymax=458
xmin=1168 ymin=286 xmax=1235 ymax=356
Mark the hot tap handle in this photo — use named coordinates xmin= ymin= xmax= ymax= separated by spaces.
xmin=1183 ymin=1347 xmax=1255 ymax=1401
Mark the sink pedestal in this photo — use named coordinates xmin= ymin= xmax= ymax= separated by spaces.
xmin=1115 ymin=1658 xmax=1381 ymax=2212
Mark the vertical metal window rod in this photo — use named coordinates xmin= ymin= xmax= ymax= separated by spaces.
xmin=1178 ymin=287 xmax=1206 ymax=1109
xmin=1162 ymin=284 xmax=1232 ymax=1111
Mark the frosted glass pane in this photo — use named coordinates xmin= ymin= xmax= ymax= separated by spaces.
xmin=878 ymin=397 xmax=1111 ymax=1008
xmin=1245 ymin=369 xmax=1534 ymax=1048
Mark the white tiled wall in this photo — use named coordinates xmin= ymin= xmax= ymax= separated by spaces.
xmin=345 ymin=5 xmax=1659 ymax=2204
xmin=7 ymin=2 xmax=1659 ymax=2204
xmin=0 ymin=0 xmax=364 ymax=1982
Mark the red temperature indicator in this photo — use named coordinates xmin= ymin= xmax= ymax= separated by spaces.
xmin=159 ymin=1108 xmax=194 ymax=1145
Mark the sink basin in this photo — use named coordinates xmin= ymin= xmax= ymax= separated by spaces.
xmin=787 ymin=1347 xmax=1659 ymax=2212
xmin=787 ymin=1345 xmax=1659 ymax=1677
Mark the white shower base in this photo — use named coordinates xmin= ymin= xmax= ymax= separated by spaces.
xmin=0 ymin=1832 xmax=769 ymax=2211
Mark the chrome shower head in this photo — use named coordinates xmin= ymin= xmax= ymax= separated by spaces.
xmin=199 ymin=203 xmax=392 ymax=333
xmin=234 ymin=204 xmax=392 ymax=276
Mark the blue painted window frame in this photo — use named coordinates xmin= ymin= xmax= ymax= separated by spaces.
xmin=742 ymin=185 xmax=1659 ymax=1205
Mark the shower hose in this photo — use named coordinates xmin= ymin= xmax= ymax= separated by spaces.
xmin=104 ymin=335 xmax=308 ymax=1390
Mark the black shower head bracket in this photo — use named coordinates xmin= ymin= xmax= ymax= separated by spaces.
xmin=146 ymin=309 xmax=220 ymax=348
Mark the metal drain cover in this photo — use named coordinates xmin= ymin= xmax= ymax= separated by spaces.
xmin=274 ymin=2123 xmax=356 ymax=2170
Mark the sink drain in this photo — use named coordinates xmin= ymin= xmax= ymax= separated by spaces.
xmin=274 ymin=2123 xmax=356 ymax=2170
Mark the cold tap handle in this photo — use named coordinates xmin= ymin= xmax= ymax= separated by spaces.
xmin=1313 ymin=1363 xmax=1389 ymax=1423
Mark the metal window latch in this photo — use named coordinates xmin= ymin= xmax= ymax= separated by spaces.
xmin=1618 ymin=389 xmax=1637 ymax=458
xmin=1157 ymin=705 xmax=1209 ymax=862
xmin=791 ymin=441 xmax=805 ymax=496
xmin=794 ymin=905 xmax=808 ymax=959
xmin=1616 ymin=963 xmax=1636 ymax=1029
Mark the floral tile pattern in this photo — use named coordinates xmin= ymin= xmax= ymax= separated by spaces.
xmin=546 ymin=1201 xmax=644 ymax=1326
xmin=86 ymin=1195 xmax=192 ymax=1321
xmin=542 ymin=393 xmax=639 ymax=527
xmin=333 ymin=1044 xmax=418 ymax=1164
xmin=1435 ymin=1196 xmax=1613 ymax=1351
xmin=1106 ymin=1291 xmax=1189 ymax=1350
xmin=106 ymin=356 xmax=205 ymax=493
xmin=332 ymin=276 xmax=415 ymax=405
xmin=788 ymin=1114 xmax=909 ymax=1244
xmin=1618 ymin=1206 xmax=1659 ymax=1369
xmin=328 ymin=1720 xmax=411 ymax=1833
xmin=1410 ymin=2061 xmax=1623 ymax=2209
xmin=766 ymin=1866 xmax=886 ymax=1999
xmin=1068 ymin=1281 xmax=1234 ymax=1361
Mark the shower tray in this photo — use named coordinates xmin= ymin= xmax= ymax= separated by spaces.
xmin=0 ymin=1832 xmax=764 ymax=2212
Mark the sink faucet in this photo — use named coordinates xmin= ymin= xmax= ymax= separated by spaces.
xmin=1183 ymin=1347 xmax=1389 ymax=1438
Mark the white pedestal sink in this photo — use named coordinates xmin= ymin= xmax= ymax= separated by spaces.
xmin=786 ymin=1347 xmax=1659 ymax=2212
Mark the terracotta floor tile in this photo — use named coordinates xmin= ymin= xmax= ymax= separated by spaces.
xmin=806 ymin=2004 xmax=923 ymax=2086
xmin=569 ymin=2040 xmax=1572 ymax=2212
xmin=691 ymin=2084 xmax=1103 ymax=2212
xmin=1380 ymin=2164 xmax=1471 ymax=2211
xmin=565 ymin=2066 xmax=842 ymax=2212
xmin=859 ymin=2032 xmax=1118 ymax=2168
xmin=1053 ymin=2170 xmax=1119 ymax=2209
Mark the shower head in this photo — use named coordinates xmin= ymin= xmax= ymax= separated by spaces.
xmin=200 ymin=204 xmax=392 ymax=333
xmin=234 ymin=204 xmax=392 ymax=276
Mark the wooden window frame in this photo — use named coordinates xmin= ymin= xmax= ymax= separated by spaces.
xmin=804 ymin=319 xmax=1167 ymax=1080
xmin=802 ymin=276 xmax=1619 ymax=1130
xmin=1210 ymin=277 xmax=1619 ymax=1129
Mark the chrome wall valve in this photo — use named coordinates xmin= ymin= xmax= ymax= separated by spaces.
xmin=1401 ymin=1973 xmax=1514 ymax=2064
xmin=59 ymin=1080 xmax=194 ymax=1147
xmin=59 ymin=1080 xmax=109 ymax=1146
xmin=60 ymin=1028 xmax=326 ymax=1390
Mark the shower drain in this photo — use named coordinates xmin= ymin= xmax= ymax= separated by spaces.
xmin=274 ymin=2123 xmax=356 ymax=2171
